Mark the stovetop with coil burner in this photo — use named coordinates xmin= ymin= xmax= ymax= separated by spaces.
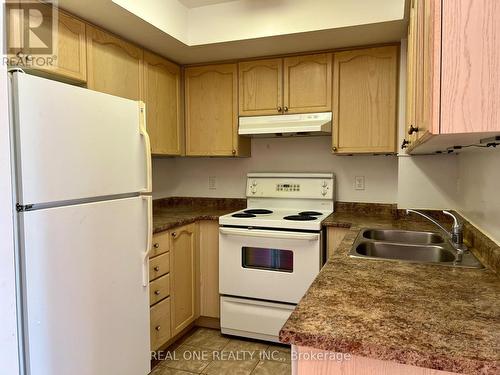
xmin=220 ymin=173 xmax=335 ymax=231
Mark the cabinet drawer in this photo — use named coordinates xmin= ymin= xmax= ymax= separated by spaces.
xmin=150 ymin=231 xmax=170 ymax=258
xmin=149 ymin=253 xmax=170 ymax=281
xmin=150 ymin=297 xmax=171 ymax=351
xmin=149 ymin=274 xmax=170 ymax=306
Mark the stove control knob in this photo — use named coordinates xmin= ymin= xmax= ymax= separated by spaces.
xmin=251 ymin=187 xmax=257 ymax=195
xmin=322 ymin=180 xmax=328 ymax=188
xmin=251 ymin=180 xmax=258 ymax=187
xmin=321 ymin=189 xmax=328 ymax=196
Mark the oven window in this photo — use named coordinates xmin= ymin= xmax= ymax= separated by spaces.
xmin=242 ymin=247 xmax=293 ymax=273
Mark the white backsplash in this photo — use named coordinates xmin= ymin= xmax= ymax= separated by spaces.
xmin=153 ymin=136 xmax=399 ymax=203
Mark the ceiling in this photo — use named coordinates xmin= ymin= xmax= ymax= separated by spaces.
xmin=178 ymin=0 xmax=238 ymax=8
xmin=58 ymin=0 xmax=409 ymax=64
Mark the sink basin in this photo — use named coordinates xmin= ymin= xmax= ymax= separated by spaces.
xmin=349 ymin=228 xmax=484 ymax=268
xmin=362 ymin=229 xmax=445 ymax=244
xmin=355 ymin=242 xmax=456 ymax=263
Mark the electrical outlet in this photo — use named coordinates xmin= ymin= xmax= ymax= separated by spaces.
xmin=355 ymin=176 xmax=365 ymax=190
xmin=208 ymin=176 xmax=217 ymax=190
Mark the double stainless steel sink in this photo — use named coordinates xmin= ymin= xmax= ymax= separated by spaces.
xmin=349 ymin=229 xmax=484 ymax=268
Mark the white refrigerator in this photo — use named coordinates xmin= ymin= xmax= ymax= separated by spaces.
xmin=9 ymin=72 xmax=152 ymax=375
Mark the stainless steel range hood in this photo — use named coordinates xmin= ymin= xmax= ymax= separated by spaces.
xmin=239 ymin=112 xmax=332 ymax=137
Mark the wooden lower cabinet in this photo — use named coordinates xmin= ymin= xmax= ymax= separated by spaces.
xmin=198 ymin=221 xmax=220 ymax=318
xmin=149 ymin=222 xmax=207 ymax=351
xmin=149 ymin=274 xmax=170 ymax=306
xmin=332 ymin=46 xmax=398 ymax=154
xmin=170 ymin=223 xmax=199 ymax=336
xmin=327 ymin=227 xmax=350 ymax=258
xmin=149 ymin=252 xmax=170 ymax=282
xmin=150 ymin=297 xmax=171 ymax=352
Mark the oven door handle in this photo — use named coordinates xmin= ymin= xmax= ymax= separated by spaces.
xmin=219 ymin=227 xmax=320 ymax=241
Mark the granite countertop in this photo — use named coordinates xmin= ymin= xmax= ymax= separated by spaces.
xmin=153 ymin=206 xmax=237 ymax=233
xmin=280 ymin=210 xmax=500 ymax=374
xmin=152 ymin=197 xmax=245 ymax=234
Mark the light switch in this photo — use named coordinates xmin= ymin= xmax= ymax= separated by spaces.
xmin=355 ymin=176 xmax=365 ymax=190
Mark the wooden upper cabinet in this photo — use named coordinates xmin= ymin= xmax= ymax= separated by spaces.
xmin=414 ymin=0 xmax=440 ymax=141
xmin=440 ymin=0 xmax=500 ymax=133
xmin=52 ymin=12 xmax=87 ymax=82
xmin=144 ymin=51 xmax=183 ymax=156
xmin=332 ymin=46 xmax=398 ymax=154
xmin=86 ymin=25 xmax=143 ymax=101
xmin=238 ymin=58 xmax=283 ymax=116
xmin=283 ymin=53 xmax=332 ymax=114
xmin=185 ymin=63 xmax=250 ymax=157
xmin=15 ymin=6 xmax=87 ymax=82
xmin=170 ymin=224 xmax=198 ymax=337
xmin=406 ymin=1 xmax=418 ymax=145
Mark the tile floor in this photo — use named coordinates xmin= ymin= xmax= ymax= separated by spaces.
xmin=150 ymin=328 xmax=292 ymax=375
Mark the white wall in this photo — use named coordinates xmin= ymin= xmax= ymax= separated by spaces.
xmin=112 ymin=0 xmax=405 ymax=46
xmin=111 ymin=0 xmax=189 ymax=42
xmin=187 ymin=0 xmax=405 ymax=45
xmin=397 ymin=155 xmax=459 ymax=209
xmin=0 ymin=4 xmax=21 ymax=374
xmin=457 ymin=149 xmax=500 ymax=244
xmin=396 ymin=39 xmax=460 ymax=210
xmin=153 ymin=136 xmax=399 ymax=203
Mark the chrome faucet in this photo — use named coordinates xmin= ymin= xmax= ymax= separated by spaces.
xmin=405 ymin=209 xmax=467 ymax=262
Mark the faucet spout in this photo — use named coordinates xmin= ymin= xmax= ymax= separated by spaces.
xmin=405 ymin=209 xmax=451 ymax=237
xmin=405 ymin=209 xmax=467 ymax=263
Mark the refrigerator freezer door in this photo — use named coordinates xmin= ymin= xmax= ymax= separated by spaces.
xmin=20 ymin=196 xmax=151 ymax=375
xmin=11 ymin=73 xmax=151 ymax=206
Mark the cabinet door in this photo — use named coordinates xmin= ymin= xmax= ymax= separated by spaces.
xmin=406 ymin=0 xmax=418 ymax=146
xmin=283 ymin=53 xmax=332 ymax=114
xmin=414 ymin=0 xmax=441 ymax=139
xmin=170 ymin=224 xmax=198 ymax=336
xmin=238 ymin=58 xmax=283 ymax=116
xmin=440 ymin=0 xmax=500 ymax=133
xmin=86 ymin=25 xmax=143 ymax=101
xmin=327 ymin=227 xmax=349 ymax=259
xmin=185 ymin=64 xmax=250 ymax=156
xmin=144 ymin=51 xmax=182 ymax=155
xmin=199 ymin=221 xmax=219 ymax=318
xmin=15 ymin=7 xmax=87 ymax=82
xmin=332 ymin=46 xmax=398 ymax=154
xmin=150 ymin=297 xmax=171 ymax=351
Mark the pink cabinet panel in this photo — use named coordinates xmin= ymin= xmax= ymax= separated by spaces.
xmin=440 ymin=0 xmax=500 ymax=134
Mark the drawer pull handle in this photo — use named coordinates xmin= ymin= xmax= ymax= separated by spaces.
xmin=153 ymin=243 xmax=159 ymax=248
xmin=154 ymin=266 xmax=160 ymax=272
xmin=155 ymin=326 xmax=161 ymax=331
xmin=154 ymin=290 xmax=161 ymax=295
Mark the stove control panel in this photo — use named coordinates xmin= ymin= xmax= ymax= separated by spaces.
xmin=246 ymin=174 xmax=335 ymax=199
xmin=276 ymin=183 xmax=300 ymax=192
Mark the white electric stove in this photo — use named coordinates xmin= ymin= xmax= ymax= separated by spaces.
xmin=218 ymin=173 xmax=335 ymax=343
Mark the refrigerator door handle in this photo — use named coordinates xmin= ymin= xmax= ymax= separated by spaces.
xmin=139 ymin=102 xmax=152 ymax=193
xmin=142 ymin=195 xmax=152 ymax=286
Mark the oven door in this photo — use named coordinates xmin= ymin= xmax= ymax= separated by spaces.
xmin=219 ymin=227 xmax=322 ymax=304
